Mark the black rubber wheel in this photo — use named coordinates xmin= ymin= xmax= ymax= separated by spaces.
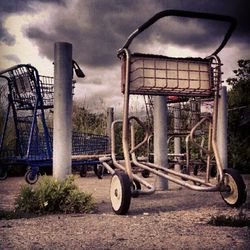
xmin=192 ymin=165 xmax=202 ymax=186
xmin=193 ymin=165 xmax=199 ymax=176
xmin=25 ymin=170 xmax=39 ymax=184
xmin=181 ymin=166 xmax=189 ymax=181
xmin=131 ymin=179 xmax=141 ymax=198
xmin=0 ymin=168 xmax=7 ymax=180
xmin=210 ymin=165 xmax=217 ymax=178
xmin=94 ymin=164 xmax=106 ymax=179
xmin=80 ymin=166 xmax=87 ymax=177
xmin=220 ymin=169 xmax=247 ymax=208
xmin=110 ymin=172 xmax=132 ymax=215
xmin=141 ymin=169 xmax=150 ymax=178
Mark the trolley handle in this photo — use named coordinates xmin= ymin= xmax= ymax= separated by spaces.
xmin=0 ymin=64 xmax=33 ymax=76
xmin=119 ymin=9 xmax=237 ymax=56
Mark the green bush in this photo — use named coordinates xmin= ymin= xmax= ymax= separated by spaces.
xmin=208 ymin=213 xmax=250 ymax=228
xmin=14 ymin=175 xmax=95 ymax=214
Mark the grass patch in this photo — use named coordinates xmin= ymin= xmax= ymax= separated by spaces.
xmin=208 ymin=212 xmax=250 ymax=228
xmin=0 ymin=175 xmax=96 ymax=219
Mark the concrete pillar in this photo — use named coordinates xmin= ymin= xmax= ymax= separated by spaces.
xmin=217 ymin=86 xmax=228 ymax=169
xmin=154 ymin=96 xmax=168 ymax=190
xmin=106 ymin=107 xmax=114 ymax=153
xmin=53 ymin=42 xmax=73 ymax=180
xmin=174 ymin=103 xmax=181 ymax=172
xmin=190 ymin=100 xmax=200 ymax=128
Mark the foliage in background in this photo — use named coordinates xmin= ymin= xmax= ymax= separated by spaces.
xmin=227 ymin=60 xmax=250 ymax=172
xmin=0 ymin=84 xmax=16 ymax=156
xmin=15 ymin=175 xmax=95 ymax=214
xmin=72 ymin=101 xmax=107 ymax=135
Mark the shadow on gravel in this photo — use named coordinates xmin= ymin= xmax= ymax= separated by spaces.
xmin=128 ymin=190 xmax=249 ymax=216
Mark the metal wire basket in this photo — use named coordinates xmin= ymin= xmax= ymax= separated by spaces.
xmin=121 ymin=53 xmax=221 ymax=97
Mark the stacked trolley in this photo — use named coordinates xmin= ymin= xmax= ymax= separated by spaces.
xmin=0 ymin=64 xmax=109 ymax=183
xmin=100 ymin=10 xmax=247 ymax=214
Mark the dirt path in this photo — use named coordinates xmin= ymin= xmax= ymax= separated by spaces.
xmin=0 ymin=174 xmax=249 ymax=249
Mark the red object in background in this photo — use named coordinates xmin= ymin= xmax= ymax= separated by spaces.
xmin=167 ymin=96 xmax=178 ymax=101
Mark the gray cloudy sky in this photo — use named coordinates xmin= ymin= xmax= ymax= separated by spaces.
xmin=0 ymin=0 xmax=249 ymax=108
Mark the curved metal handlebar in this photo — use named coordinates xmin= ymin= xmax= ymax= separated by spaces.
xmin=119 ymin=9 xmax=237 ymax=57
xmin=0 ymin=64 xmax=40 ymax=86
xmin=0 ymin=64 xmax=34 ymax=75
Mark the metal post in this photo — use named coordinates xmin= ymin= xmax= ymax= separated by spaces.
xmin=154 ymin=96 xmax=168 ymax=190
xmin=106 ymin=107 xmax=114 ymax=153
xmin=53 ymin=42 xmax=73 ymax=180
xmin=190 ymin=100 xmax=200 ymax=128
xmin=217 ymin=86 xmax=228 ymax=169
xmin=174 ymin=103 xmax=181 ymax=172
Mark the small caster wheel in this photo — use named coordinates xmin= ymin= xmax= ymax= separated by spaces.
xmin=25 ymin=170 xmax=39 ymax=184
xmin=181 ymin=166 xmax=189 ymax=181
xmin=210 ymin=165 xmax=217 ymax=178
xmin=220 ymin=169 xmax=247 ymax=208
xmin=131 ymin=179 xmax=141 ymax=198
xmin=141 ymin=169 xmax=150 ymax=178
xmin=94 ymin=164 xmax=106 ymax=179
xmin=0 ymin=168 xmax=7 ymax=180
xmin=193 ymin=165 xmax=199 ymax=176
xmin=80 ymin=166 xmax=87 ymax=177
xmin=110 ymin=172 xmax=132 ymax=215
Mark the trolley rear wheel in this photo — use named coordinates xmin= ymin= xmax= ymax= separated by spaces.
xmin=220 ymin=169 xmax=247 ymax=208
xmin=110 ymin=172 xmax=131 ymax=215
xmin=132 ymin=179 xmax=141 ymax=198
xmin=25 ymin=169 xmax=39 ymax=184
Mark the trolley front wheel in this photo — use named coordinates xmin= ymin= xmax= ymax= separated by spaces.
xmin=25 ymin=170 xmax=39 ymax=184
xmin=220 ymin=169 xmax=247 ymax=208
xmin=80 ymin=166 xmax=87 ymax=177
xmin=0 ymin=168 xmax=7 ymax=180
xmin=94 ymin=164 xmax=106 ymax=179
xmin=110 ymin=172 xmax=132 ymax=215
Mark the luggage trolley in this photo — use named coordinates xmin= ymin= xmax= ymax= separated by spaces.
xmin=100 ymin=10 xmax=247 ymax=214
xmin=0 ymin=64 xmax=109 ymax=183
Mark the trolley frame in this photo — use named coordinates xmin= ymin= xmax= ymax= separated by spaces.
xmin=100 ymin=10 xmax=247 ymax=214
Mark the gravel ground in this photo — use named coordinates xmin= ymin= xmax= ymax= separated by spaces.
xmin=0 ymin=173 xmax=249 ymax=249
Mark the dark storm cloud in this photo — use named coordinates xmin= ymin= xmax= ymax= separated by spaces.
xmin=23 ymin=0 xmax=250 ymax=68
xmin=0 ymin=0 xmax=66 ymax=45
xmin=25 ymin=0 xmax=151 ymax=67
xmin=0 ymin=24 xmax=15 ymax=45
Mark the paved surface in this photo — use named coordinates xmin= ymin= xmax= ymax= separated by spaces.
xmin=0 ymin=173 xmax=249 ymax=249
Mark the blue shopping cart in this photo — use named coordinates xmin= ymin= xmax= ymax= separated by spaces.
xmin=0 ymin=64 xmax=109 ymax=183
